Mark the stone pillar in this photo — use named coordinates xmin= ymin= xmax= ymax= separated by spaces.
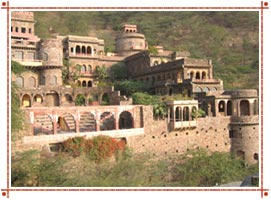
xmin=75 ymin=111 xmax=80 ymax=133
xmin=95 ymin=110 xmax=100 ymax=131
xmin=225 ymin=101 xmax=227 ymax=116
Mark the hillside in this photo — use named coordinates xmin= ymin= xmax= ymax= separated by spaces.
xmin=34 ymin=11 xmax=259 ymax=90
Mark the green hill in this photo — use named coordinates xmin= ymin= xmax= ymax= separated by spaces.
xmin=34 ymin=11 xmax=259 ymax=90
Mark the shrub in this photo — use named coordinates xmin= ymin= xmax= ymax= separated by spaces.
xmin=61 ymin=136 xmax=127 ymax=162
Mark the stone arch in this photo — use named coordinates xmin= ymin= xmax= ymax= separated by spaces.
xmin=203 ymin=87 xmax=210 ymax=92
xmin=33 ymin=94 xmax=43 ymax=104
xmin=22 ymin=94 xmax=31 ymax=107
xmin=81 ymin=65 xmax=86 ymax=73
xmin=16 ymin=76 xmax=24 ymax=87
xmin=82 ymin=80 xmax=87 ymax=87
xmin=45 ymin=91 xmax=59 ymax=106
xmin=76 ymin=45 xmax=80 ymax=54
xmin=101 ymin=93 xmax=110 ymax=105
xmin=82 ymin=46 xmax=86 ymax=54
xmin=183 ymin=106 xmax=189 ymax=121
xmin=57 ymin=113 xmax=76 ymax=133
xmin=190 ymin=71 xmax=194 ymax=79
xmin=210 ymin=87 xmax=217 ymax=91
xmin=227 ymin=100 xmax=233 ymax=116
xmin=119 ymin=111 xmax=133 ymax=129
xmin=34 ymin=114 xmax=53 ymax=135
xmin=79 ymin=112 xmax=95 ymax=132
xmin=195 ymin=86 xmax=202 ymax=92
xmin=87 ymin=81 xmax=92 ymax=87
xmin=87 ymin=46 xmax=92 ymax=55
xmin=28 ymin=76 xmax=36 ymax=88
xmin=202 ymin=71 xmax=207 ymax=79
xmin=195 ymin=71 xmax=200 ymax=80
xmin=218 ymin=100 xmax=226 ymax=115
xmin=87 ymin=65 xmax=92 ymax=73
xmin=240 ymin=100 xmax=250 ymax=116
xmin=100 ymin=111 xmax=115 ymax=131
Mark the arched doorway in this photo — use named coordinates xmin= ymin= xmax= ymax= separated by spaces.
xmin=240 ymin=100 xmax=250 ymax=116
xmin=100 ymin=112 xmax=115 ymax=131
xmin=34 ymin=94 xmax=43 ymax=104
xmin=22 ymin=94 xmax=31 ymax=107
xmin=45 ymin=92 xmax=59 ymax=106
xmin=218 ymin=100 xmax=226 ymax=115
xmin=119 ymin=111 xmax=133 ymax=129
xmin=227 ymin=100 xmax=233 ymax=116
xmin=76 ymin=45 xmax=80 ymax=54
xmin=202 ymin=71 xmax=206 ymax=79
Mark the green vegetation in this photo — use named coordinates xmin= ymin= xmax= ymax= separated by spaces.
xmin=11 ymin=147 xmax=258 ymax=187
xmin=34 ymin=11 xmax=259 ymax=90
xmin=75 ymin=94 xmax=85 ymax=106
xmin=62 ymin=60 xmax=81 ymax=85
xmin=11 ymin=61 xmax=26 ymax=140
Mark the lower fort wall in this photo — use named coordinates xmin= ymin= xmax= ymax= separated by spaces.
xmin=128 ymin=112 xmax=231 ymax=157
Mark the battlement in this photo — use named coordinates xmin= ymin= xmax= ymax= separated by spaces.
xmin=183 ymin=58 xmax=212 ymax=66
xmin=11 ymin=11 xmax=34 ymax=22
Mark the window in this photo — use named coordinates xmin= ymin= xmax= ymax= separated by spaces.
xmin=11 ymin=26 xmax=13 ymax=32
xmin=28 ymin=28 xmax=32 ymax=34
xmin=15 ymin=27 xmax=18 ymax=32
xmin=21 ymin=27 xmax=26 ymax=33
xmin=229 ymin=130 xmax=234 ymax=138
xmin=70 ymin=47 xmax=74 ymax=53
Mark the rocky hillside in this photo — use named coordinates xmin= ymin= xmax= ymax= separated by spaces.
xmin=34 ymin=11 xmax=259 ymax=90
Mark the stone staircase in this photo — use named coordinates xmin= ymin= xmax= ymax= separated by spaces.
xmin=63 ymin=113 xmax=76 ymax=131
xmin=79 ymin=112 xmax=96 ymax=132
xmin=34 ymin=114 xmax=53 ymax=135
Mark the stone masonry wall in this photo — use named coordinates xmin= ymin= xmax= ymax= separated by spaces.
xmin=128 ymin=112 xmax=232 ymax=157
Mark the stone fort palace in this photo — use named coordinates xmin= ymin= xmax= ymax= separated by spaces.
xmin=11 ymin=11 xmax=259 ymax=165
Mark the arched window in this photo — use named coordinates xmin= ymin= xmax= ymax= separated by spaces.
xmin=81 ymin=65 xmax=86 ymax=73
xmin=218 ymin=100 xmax=226 ymax=114
xmin=87 ymin=65 xmax=92 ymax=73
xmin=82 ymin=80 xmax=87 ymax=87
xmin=87 ymin=81 xmax=92 ymax=87
xmin=82 ymin=46 xmax=86 ymax=54
xmin=240 ymin=100 xmax=250 ymax=116
xmin=75 ymin=45 xmax=80 ymax=54
xmin=28 ymin=76 xmax=36 ymax=88
xmin=202 ymin=71 xmax=207 ymax=79
xmin=203 ymin=87 xmax=210 ymax=92
xmin=195 ymin=71 xmax=200 ymax=80
xmin=100 ymin=112 xmax=115 ymax=131
xmin=16 ymin=76 xmax=24 ymax=87
xmin=227 ymin=100 xmax=233 ymax=116
xmin=87 ymin=46 xmax=92 ymax=55
xmin=77 ymin=80 xmax=81 ymax=87
xmin=183 ymin=107 xmax=190 ymax=121
xmin=34 ymin=94 xmax=43 ymax=103
xmin=190 ymin=71 xmax=194 ymax=79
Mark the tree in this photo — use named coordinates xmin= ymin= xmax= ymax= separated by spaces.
xmin=62 ymin=59 xmax=81 ymax=85
xmin=114 ymin=80 xmax=150 ymax=97
xmin=95 ymin=65 xmax=109 ymax=80
xmin=110 ymin=62 xmax=127 ymax=81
